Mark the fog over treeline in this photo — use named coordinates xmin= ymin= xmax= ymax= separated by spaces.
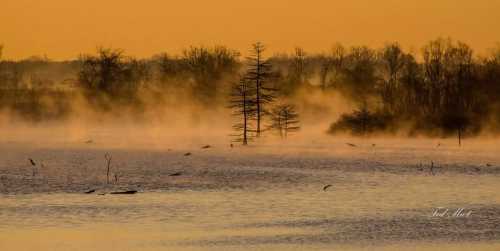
xmin=1 ymin=38 xmax=500 ymax=139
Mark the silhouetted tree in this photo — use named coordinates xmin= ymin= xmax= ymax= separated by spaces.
xmin=377 ymin=43 xmax=407 ymax=114
xmin=319 ymin=43 xmax=346 ymax=90
xmin=481 ymin=45 xmax=500 ymax=127
xmin=154 ymin=53 xmax=185 ymax=83
xmin=78 ymin=47 xmax=151 ymax=107
xmin=78 ymin=47 xmax=127 ymax=95
xmin=398 ymin=53 xmax=423 ymax=116
xmin=229 ymin=77 xmax=256 ymax=145
xmin=183 ymin=46 xmax=240 ymax=104
xmin=270 ymin=103 xmax=300 ymax=139
xmin=245 ymin=42 xmax=276 ymax=137
xmin=422 ymin=38 xmax=475 ymax=145
xmin=340 ymin=46 xmax=378 ymax=100
xmin=319 ymin=55 xmax=332 ymax=91
xmin=285 ymin=47 xmax=310 ymax=93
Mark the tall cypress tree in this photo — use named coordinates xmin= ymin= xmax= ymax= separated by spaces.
xmin=245 ymin=42 xmax=276 ymax=137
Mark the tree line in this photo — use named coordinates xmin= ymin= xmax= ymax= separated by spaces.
xmin=328 ymin=38 xmax=500 ymax=143
xmin=0 ymin=38 xmax=499 ymax=141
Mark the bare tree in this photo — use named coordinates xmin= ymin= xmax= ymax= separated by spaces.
xmin=269 ymin=103 xmax=300 ymax=139
xmin=183 ymin=46 xmax=240 ymax=103
xmin=342 ymin=46 xmax=378 ymax=100
xmin=378 ymin=43 xmax=407 ymax=114
xmin=0 ymin=44 xmax=3 ymax=82
xmin=327 ymin=43 xmax=346 ymax=90
xmin=422 ymin=38 xmax=475 ymax=146
xmin=293 ymin=47 xmax=307 ymax=78
xmin=291 ymin=47 xmax=308 ymax=84
xmin=245 ymin=42 xmax=276 ymax=137
xmin=154 ymin=53 xmax=185 ymax=83
xmin=78 ymin=47 xmax=150 ymax=106
xmin=229 ymin=78 xmax=256 ymax=145
xmin=78 ymin=47 xmax=126 ymax=94
xmin=319 ymin=55 xmax=332 ymax=91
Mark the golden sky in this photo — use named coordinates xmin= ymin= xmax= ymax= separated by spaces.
xmin=1 ymin=0 xmax=500 ymax=60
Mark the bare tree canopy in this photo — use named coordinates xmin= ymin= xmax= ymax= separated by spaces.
xmin=229 ymin=77 xmax=257 ymax=145
xmin=269 ymin=103 xmax=300 ymax=139
xmin=244 ymin=42 xmax=277 ymax=137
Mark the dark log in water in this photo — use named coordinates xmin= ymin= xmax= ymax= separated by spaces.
xmin=84 ymin=189 xmax=96 ymax=194
xmin=110 ymin=190 xmax=138 ymax=195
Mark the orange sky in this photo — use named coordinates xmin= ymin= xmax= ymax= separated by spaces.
xmin=1 ymin=0 xmax=500 ymax=60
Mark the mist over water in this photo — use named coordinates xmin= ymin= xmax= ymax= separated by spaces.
xmin=2 ymin=28 xmax=500 ymax=251
xmin=1 ymin=133 xmax=500 ymax=250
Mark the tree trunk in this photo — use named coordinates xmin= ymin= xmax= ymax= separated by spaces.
xmin=256 ymin=52 xmax=261 ymax=137
xmin=458 ymin=127 xmax=462 ymax=147
xmin=243 ymin=92 xmax=248 ymax=145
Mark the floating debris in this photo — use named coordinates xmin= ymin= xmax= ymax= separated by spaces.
xmin=84 ymin=189 xmax=96 ymax=194
xmin=169 ymin=172 xmax=182 ymax=177
xmin=110 ymin=190 xmax=138 ymax=195
xmin=323 ymin=184 xmax=333 ymax=191
xmin=201 ymin=145 xmax=211 ymax=149
xmin=346 ymin=143 xmax=357 ymax=147
xmin=184 ymin=152 xmax=192 ymax=156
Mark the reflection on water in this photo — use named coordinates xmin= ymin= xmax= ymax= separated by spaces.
xmin=1 ymin=171 xmax=500 ymax=250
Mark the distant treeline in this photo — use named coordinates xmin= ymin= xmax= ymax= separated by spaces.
xmin=0 ymin=38 xmax=499 ymax=137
